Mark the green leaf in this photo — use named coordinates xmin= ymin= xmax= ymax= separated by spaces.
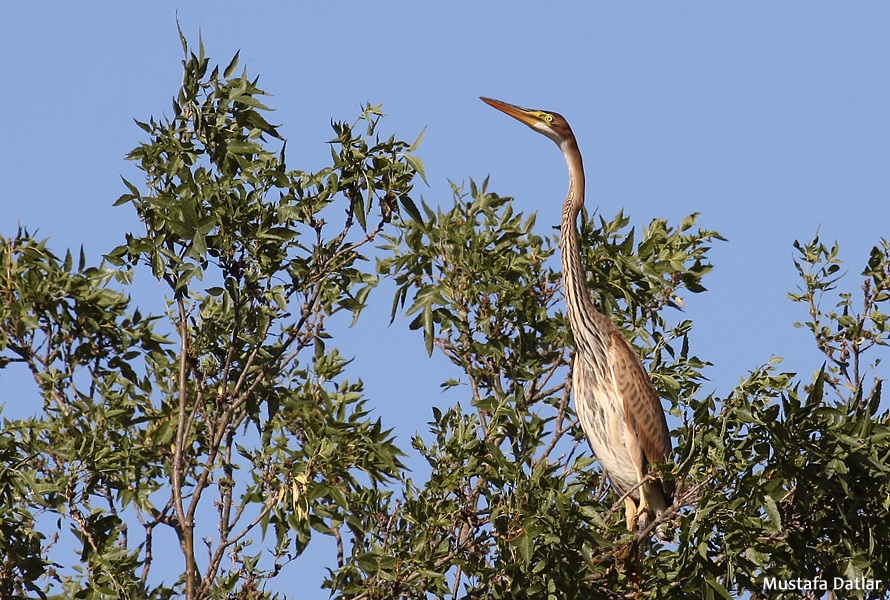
xmin=762 ymin=494 xmax=782 ymax=531
xmin=405 ymin=153 xmax=428 ymax=185
xmin=399 ymin=196 xmax=423 ymax=225
xmin=223 ymin=50 xmax=240 ymax=78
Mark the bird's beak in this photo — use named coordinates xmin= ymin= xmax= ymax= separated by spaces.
xmin=480 ymin=96 xmax=542 ymax=129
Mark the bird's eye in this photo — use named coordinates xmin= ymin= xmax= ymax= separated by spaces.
xmin=544 ymin=114 xmax=554 ymax=123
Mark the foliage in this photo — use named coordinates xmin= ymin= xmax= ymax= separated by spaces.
xmin=668 ymin=234 xmax=890 ymax=599
xmin=366 ymin=186 xmax=890 ymax=599
xmin=362 ymin=181 xmax=719 ymax=599
xmin=2 ymin=33 xmax=890 ymax=600
xmin=0 ymin=33 xmax=418 ymax=599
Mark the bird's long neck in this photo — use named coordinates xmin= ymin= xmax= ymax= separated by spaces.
xmin=559 ymin=138 xmax=610 ymax=371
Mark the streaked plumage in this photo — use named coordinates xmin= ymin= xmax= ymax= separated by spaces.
xmin=480 ymin=96 xmax=674 ymax=530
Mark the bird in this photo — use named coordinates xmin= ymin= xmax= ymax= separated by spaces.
xmin=480 ymin=96 xmax=674 ymax=532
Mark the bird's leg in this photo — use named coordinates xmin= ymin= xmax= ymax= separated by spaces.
xmin=636 ymin=487 xmax=651 ymax=532
xmin=624 ymin=497 xmax=637 ymax=531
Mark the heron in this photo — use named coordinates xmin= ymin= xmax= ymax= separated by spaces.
xmin=480 ymin=96 xmax=674 ymax=532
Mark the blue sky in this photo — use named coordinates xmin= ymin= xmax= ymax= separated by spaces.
xmin=2 ymin=3 xmax=889 ymax=597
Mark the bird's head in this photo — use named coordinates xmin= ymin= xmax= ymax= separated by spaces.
xmin=480 ymin=96 xmax=576 ymax=149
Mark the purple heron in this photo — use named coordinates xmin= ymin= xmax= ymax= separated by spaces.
xmin=480 ymin=96 xmax=674 ymax=531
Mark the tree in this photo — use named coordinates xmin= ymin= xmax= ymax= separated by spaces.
xmin=2 ymin=34 xmax=889 ymax=600
xmin=0 ymin=33 xmax=415 ymax=599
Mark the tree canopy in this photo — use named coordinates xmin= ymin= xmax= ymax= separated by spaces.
xmin=1 ymin=35 xmax=889 ymax=600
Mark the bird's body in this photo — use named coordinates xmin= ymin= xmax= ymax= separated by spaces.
xmin=480 ymin=96 xmax=673 ymax=530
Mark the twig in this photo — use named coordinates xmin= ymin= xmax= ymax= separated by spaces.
xmin=172 ymin=296 xmax=199 ymax=597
